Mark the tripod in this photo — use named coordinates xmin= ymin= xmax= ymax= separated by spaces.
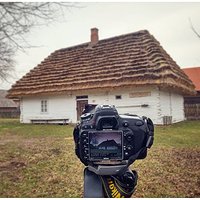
xmin=84 ymin=168 xmax=104 ymax=197
xmin=83 ymin=167 xmax=138 ymax=198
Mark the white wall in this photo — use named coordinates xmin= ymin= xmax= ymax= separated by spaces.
xmin=171 ymin=92 xmax=185 ymax=123
xmin=21 ymin=95 xmax=76 ymax=123
xmin=157 ymin=88 xmax=185 ymax=124
xmin=20 ymin=86 xmax=185 ymax=125
xmin=88 ymin=86 xmax=159 ymax=124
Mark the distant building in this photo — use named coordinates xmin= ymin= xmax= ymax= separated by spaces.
xmin=98 ymin=140 xmax=119 ymax=150
xmin=183 ymin=67 xmax=200 ymax=120
xmin=7 ymin=29 xmax=195 ymax=124
xmin=0 ymin=90 xmax=20 ymax=118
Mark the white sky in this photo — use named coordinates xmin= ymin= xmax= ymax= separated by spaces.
xmin=1 ymin=2 xmax=200 ymax=89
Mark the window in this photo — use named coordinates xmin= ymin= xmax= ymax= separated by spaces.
xmin=115 ymin=95 xmax=122 ymax=100
xmin=41 ymin=100 xmax=48 ymax=113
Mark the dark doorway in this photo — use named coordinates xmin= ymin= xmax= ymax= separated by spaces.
xmin=76 ymin=96 xmax=88 ymax=121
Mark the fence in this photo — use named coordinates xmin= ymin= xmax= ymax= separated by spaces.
xmin=0 ymin=107 xmax=20 ymax=118
xmin=184 ymin=103 xmax=200 ymax=120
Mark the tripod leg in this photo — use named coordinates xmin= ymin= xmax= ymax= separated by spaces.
xmin=84 ymin=167 xmax=104 ymax=198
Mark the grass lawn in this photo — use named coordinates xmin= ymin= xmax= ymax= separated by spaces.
xmin=0 ymin=119 xmax=200 ymax=197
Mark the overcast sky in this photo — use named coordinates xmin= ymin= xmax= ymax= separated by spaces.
xmin=1 ymin=2 xmax=200 ymax=90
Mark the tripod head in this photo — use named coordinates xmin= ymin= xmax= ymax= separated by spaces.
xmin=84 ymin=167 xmax=138 ymax=198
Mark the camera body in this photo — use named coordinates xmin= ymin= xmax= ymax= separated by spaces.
xmin=74 ymin=105 xmax=154 ymax=168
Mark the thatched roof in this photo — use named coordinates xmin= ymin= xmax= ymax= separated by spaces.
xmin=0 ymin=90 xmax=18 ymax=107
xmin=7 ymin=29 xmax=195 ymax=98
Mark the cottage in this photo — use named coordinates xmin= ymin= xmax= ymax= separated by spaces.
xmin=0 ymin=90 xmax=20 ymax=118
xmin=7 ymin=28 xmax=195 ymax=124
xmin=183 ymin=67 xmax=200 ymax=119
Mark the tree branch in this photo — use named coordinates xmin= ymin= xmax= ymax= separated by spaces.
xmin=0 ymin=2 xmax=79 ymax=81
xmin=189 ymin=18 xmax=200 ymax=39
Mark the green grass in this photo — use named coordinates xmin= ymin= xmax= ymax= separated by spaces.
xmin=154 ymin=120 xmax=200 ymax=148
xmin=0 ymin=119 xmax=200 ymax=197
xmin=0 ymin=118 xmax=74 ymax=137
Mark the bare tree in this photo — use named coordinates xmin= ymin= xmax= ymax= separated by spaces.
xmin=189 ymin=18 xmax=200 ymax=39
xmin=0 ymin=2 xmax=77 ymax=81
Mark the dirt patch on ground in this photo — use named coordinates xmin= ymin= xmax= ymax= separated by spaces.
xmin=134 ymin=147 xmax=200 ymax=198
xmin=49 ymin=148 xmax=61 ymax=155
xmin=172 ymin=148 xmax=200 ymax=198
xmin=0 ymin=160 xmax=26 ymax=172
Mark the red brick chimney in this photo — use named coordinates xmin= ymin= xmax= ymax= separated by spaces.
xmin=90 ymin=28 xmax=99 ymax=45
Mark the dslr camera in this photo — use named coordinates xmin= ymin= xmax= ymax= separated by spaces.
xmin=73 ymin=105 xmax=154 ymax=175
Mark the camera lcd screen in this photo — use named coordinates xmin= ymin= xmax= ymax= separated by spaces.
xmin=89 ymin=131 xmax=123 ymax=160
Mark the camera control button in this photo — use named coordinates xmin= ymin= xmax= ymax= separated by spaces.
xmin=126 ymin=133 xmax=133 ymax=141
xmin=83 ymin=139 xmax=89 ymax=144
xmin=82 ymin=133 xmax=88 ymax=137
xmin=123 ymin=121 xmax=129 ymax=127
xmin=90 ymin=125 xmax=93 ymax=129
xmin=127 ymin=145 xmax=133 ymax=151
xmin=125 ymin=152 xmax=129 ymax=156
xmin=135 ymin=120 xmax=144 ymax=126
xmin=84 ymin=149 xmax=89 ymax=154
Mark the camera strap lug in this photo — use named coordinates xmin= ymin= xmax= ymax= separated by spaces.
xmin=146 ymin=135 xmax=154 ymax=148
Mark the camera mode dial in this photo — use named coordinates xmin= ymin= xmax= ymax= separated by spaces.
xmin=81 ymin=113 xmax=92 ymax=121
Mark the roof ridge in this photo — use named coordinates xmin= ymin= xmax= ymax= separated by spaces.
xmin=99 ymin=29 xmax=149 ymax=42
xmin=55 ymin=29 xmax=149 ymax=52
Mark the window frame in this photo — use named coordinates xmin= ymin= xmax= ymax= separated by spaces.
xmin=41 ymin=100 xmax=48 ymax=113
xmin=115 ymin=95 xmax=122 ymax=100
